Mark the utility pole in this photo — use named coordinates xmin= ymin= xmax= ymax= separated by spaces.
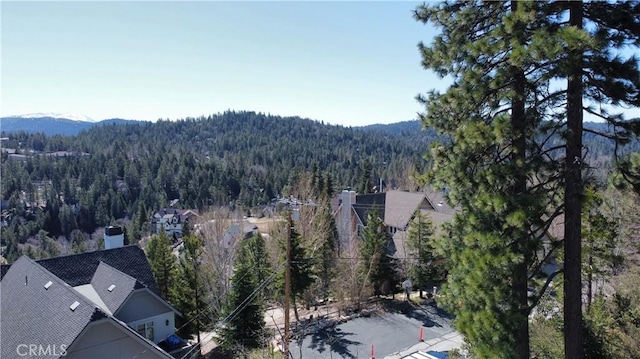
xmin=283 ymin=210 xmax=292 ymax=359
xmin=194 ymin=251 xmax=201 ymax=346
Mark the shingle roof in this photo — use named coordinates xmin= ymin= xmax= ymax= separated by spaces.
xmin=34 ymin=245 xmax=159 ymax=294
xmin=154 ymin=208 xmax=199 ymax=222
xmin=353 ymin=192 xmax=386 ymax=226
xmin=0 ymin=256 xmax=102 ymax=359
xmin=384 ymin=190 xmax=430 ymax=229
xmin=90 ymin=261 xmax=138 ymax=314
xmin=0 ymin=256 xmax=175 ymax=359
xmin=422 ymin=187 xmax=456 ymax=215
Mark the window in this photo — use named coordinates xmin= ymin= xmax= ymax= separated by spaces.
xmin=136 ymin=322 xmax=154 ymax=341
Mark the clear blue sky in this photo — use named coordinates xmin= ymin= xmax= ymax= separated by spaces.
xmin=1 ymin=1 xmax=446 ymax=126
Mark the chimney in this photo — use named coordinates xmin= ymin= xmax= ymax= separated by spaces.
xmin=338 ymin=190 xmax=357 ymax=249
xmin=104 ymin=226 xmax=124 ymax=250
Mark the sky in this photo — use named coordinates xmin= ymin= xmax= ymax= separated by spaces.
xmin=1 ymin=1 xmax=445 ymax=126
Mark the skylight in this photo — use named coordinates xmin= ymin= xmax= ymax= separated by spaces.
xmin=70 ymin=301 xmax=80 ymax=311
xmin=107 ymin=284 xmax=116 ymax=292
xmin=44 ymin=281 xmax=52 ymax=290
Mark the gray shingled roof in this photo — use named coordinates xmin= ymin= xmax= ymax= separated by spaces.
xmin=1 ymin=256 xmax=175 ymax=359
xmin=352 ymin=192 xmax=386 ymax=227
xmin=384 ymin=190 xmax=430 ymax=229
xmin=24 ymin=245 xmax=159 ymax=294
xmin=0 ymin=256 xmax=102 ymax=359
xmin=90 ymin=261 xmax=138 ymax=314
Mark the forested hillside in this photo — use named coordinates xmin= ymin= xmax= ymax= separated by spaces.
xmin=0 ymin=116 xmax=139 ymax=136
xmin=1 ymin=111 xmax=636 ymax=262
xmin=0 ymin=111 xmax=428 ymax=261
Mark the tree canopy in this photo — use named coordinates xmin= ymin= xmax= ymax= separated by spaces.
xmin=415 ymin=1 xmax=640 ymax=358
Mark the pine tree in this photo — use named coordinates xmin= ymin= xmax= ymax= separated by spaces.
xmin=415 ymin=2 xmax=561 ymax=357
xmin=358 ymin=159 xmax=373 ymax=194
xmin=220 ymin=238 xmax=266 ymax=350
xmin=360 ymin=211 xmax=395 ymax=296
xmin=314 ymin=203 xmax=338 ymax=301
xmin=174 ymin=234 xmax=211 ymax=339
xmin=582 ymin=187 xmax=619 ymax=309
xmin=551 ymin=3 xmax=640 ymax=356
xmin=618 ymin=153 xmax=640 ymax=194
xmin=277 ymin=216 xmax=314 ymax=321
xmin=405 ymin=210 xmax=437 ymax=298
xmin=145 ymin=232 xmax=177 ymax=302
xmin=417 ymin=2 xmax=639 ymax=357
xmin=244 ymin=232 xmax=273 ymax=301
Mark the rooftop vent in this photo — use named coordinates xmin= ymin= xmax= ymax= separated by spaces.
xmin=44 ymin=281 xmax=52 ymax=290
xmin=70 ymin=301 xmax=80 ymax=311
xmin=108 ymin=284 xmax=116 ymax=292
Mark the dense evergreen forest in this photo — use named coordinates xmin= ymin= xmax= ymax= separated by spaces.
xmin=0 ymin=111 xmax=636 ymax=262
xmin=0 ymin=111 xmax=432 ymax=261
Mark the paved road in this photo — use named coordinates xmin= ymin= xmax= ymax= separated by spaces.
xmin=288 ymin=301 xmax=453 ymax=359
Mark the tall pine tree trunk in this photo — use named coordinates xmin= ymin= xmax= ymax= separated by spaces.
xmin=564 ymin=1 xmax=584 ymax=358
xmin=513 ymin=68 xmax=530 ymax=359
xmin=511 ymin=3 xmax=530 ymax=358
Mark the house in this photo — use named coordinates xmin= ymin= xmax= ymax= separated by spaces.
xmin=332 ymin=189 xmax=455 ymax=259
xmin=221 ymin=221 xmax=260 ymax=247
xmin=0 ymin=245 xmax=192 ymax=358
xmin=150 ymin=208 xmax=199 ymax=239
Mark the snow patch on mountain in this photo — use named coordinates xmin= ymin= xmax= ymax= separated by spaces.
xmin=13 ymin=112 xmax=96 ymax=122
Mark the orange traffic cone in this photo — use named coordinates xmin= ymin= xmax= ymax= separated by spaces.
xmin=419 ymin=326 xmax=424 ymax=341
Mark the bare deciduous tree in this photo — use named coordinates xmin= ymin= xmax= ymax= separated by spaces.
xmin=195 ymin=208 xmax=245 ymax=320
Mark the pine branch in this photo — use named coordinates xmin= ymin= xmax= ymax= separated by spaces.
xmin=525 ymin=269 xmax=563 ymax=314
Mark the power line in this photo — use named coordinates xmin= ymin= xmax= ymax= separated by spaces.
xmin=179 ymin=262 xmax=285 ymax=359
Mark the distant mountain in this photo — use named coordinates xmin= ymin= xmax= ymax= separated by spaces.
xmin=361 ymin=120 xmax=421 ymax=134
xmin=0 ymin=115 xmax=142 ymax=136
xmin=11 ymin=112 xmax=97 ymax=122
xmin=361 ymin=120 xmax=640 ymax=163
xmin=360 ymin=120 xmax=440 ymax=144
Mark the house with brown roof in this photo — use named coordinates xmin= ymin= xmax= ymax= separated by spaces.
xmin=332 ymin=189 xmax=455 ymax=259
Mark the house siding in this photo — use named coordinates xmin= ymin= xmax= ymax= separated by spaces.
xmin=65 ymin=321 xmax=168 ymax=359
xmin=128 ymin=312 xmax=175 ymax=344
xmin=115 ymin=290 xmax=174 ymax=343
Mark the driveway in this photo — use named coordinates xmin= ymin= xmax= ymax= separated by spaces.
xmin=289 ymin=300 xmax=454 ymax=359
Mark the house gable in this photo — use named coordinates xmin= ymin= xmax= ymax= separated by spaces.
xmin=90 ymin=261 xmax=139 ymax=314
xmin=65 ymin=318 xmax=173 ymax=359
xmin=383 ymin=190 xmax=429 ymax=230
xmin=114 ymin=288 xmax=180 ymax=324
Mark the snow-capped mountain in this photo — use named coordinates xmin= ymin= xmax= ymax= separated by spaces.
xmin=12 ymin=112 xmax=96 ymax=123
xmin=0 ymin=114 xmax=142 ymax=136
